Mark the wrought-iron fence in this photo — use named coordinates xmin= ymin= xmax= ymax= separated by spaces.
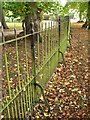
xmin=0 ymin=16 xmax=70 ymax=119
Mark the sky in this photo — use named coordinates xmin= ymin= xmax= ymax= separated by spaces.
xmin=60 ymin=0 xmax=67 ymax=6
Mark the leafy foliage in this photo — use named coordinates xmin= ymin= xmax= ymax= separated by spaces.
xmin=3 ymin=2 xmax=64 ymax=19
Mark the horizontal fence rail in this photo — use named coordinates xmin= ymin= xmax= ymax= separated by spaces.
xmin=0 ymin=16 xmax=70 ymax=119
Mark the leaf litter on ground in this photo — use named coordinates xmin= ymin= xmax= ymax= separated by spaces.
xmin=33 ymin=23 xmax=90 ymax=119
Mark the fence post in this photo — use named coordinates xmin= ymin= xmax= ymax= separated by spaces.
xmin=30 ymin=18 xmax=50 ymax=112
xmin=58 ymin=16 xmax=61 ymax=61
xmin=0 ymin=26 xmax=3 ymax=120
xmin=65 ymin=15 xmax=70 ymax=36
xmin=65 ymin=15 xmax=71 ymax=48
xmin=30 ymin=18 xmax=37 ymax=102
xmin=58 ymin=16 xmax=65 ymax=64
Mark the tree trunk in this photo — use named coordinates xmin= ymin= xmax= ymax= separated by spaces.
xmin=21 ymin=2 xmax=42 ymax=41
xmin=78 ymin=12 xmax=83 ymax=22
xmin=87 ymin=1 xmax=90 ymax=29
xmin=77 ymin=12 xmax=83 ymax=23
xmin=77 ymin=4 xmax=83 ymax=23
xmin=82 ymin=1 xmax=90 ymax=29
xmin=79 ymin=12 xmax=82 ymax=21
xmin=23 ymin=10 xmax=42 ymax=41
xmin=1 ymin=11 xmax=9 ymax=29
xmin=23 ymin=14 xmax=42 ymax=41
xmin=82 ymin=20 xmax=88 ymax=28
xmin=0 ymin=3 xmax=9 ymax=29
xmin=24 ymin=15 xmax=39 ymax=33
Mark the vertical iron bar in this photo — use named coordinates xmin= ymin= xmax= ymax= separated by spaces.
xmin=0 ymin=25 xmax=2 ymax=120
xmin=45 ymin=22 xmax=47 ymax=60
xmin=37 ymin=29 xmax=40 ymax=70
xmin=52 ymin=21 xmax=55 ymax=52
xmin=41 ymin=23 xmax=44 ymax=65
xmin=58 ymin=16 xmax=65 ymax=64
xmin=48 ymin=22 xmax=51 ymax=78
xmin=30 ymin=18 xmax=37 ymax=104
xmin=14 ymin=25 xmax=21 ymax=90
xmin=23 ymin=23 xmax=29 ymax=115
xmin=58 ymin=16 xmax=61 ymax=61
xmin=2 ymin=26 xmax=12 ymax=98
xmin=2 ymin=26 xmax=14 ymax=119
xmin=22 ymin=91 xmax=26 ymax=118
xmin=29 ymin=82 xmax=33 ymax=119
xmin=50 ymin=21 xmax=52 ymax=55
xmin=24 ymin=23 xmax=31 ymax=118
xmin=6 ymin=98 xmax=11 ymax=119
xmin=65 ymin=16 xmax=68 ymax=39
xmin=17 ymin=97 xmax=22 ymax=119
xmin=14 ymin=25 xmax=22 ymax=119
xmin=14 ymin=99 xmax=18 ymax=119
xmin=65 ymin=15 xmax=71 ymax=49
xmin=48 ymin=22 xmax=50 ymax=56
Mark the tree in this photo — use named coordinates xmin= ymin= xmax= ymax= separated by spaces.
xmin=78 ymin=2 xmax=87 ymax=22
xmin=2 ymin=2 xmax=65 ymax=42
xmin=65 ymin=1 xmax=90 ymax=29
xmin=65 ymin=2 xmax=87 ymax=22
xmin=87 ymin=1 xmax=90 ymax=29
xmin=82 ymin=1 xmax=90 ymax=29
xmin=0 ymin=2 xmax=8 ymax=29
xmin=3 ymin=2 xmax=62 ymax=33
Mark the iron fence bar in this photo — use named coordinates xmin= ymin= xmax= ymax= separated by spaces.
xmin=20 ymin=90 xmax=25 ymax=118
xmin=2 ymin=26 xmax=15 ymax=119
xmin=36 ymin=48 xmax=58 ymax=77
xmin=6 ymin=98 xmax=10 ymax=119
xmin=30 ymin=18 xmax=37 ymax=111
xmin=23 ymin=24 xmax=30 ymax=118
xmin=48 ymin=22 xmax=51 ymax=77
xmin=58 ymin=16 xmax=67 ymax=65
xmin=0 ymin=21 xmax=69 ymax=46
xmin=58 ymin=16 xmax=61 ymax=62
xmin=14 ymin=26 xmax=23 ymax=119
xmin=45 ymin=22 xmax=47 ymax=60
xmin=52 ymin=23 xmax=54 ymax=52
xmin=0 ymin=24 xmax=2 ymax=120
xmin=2 ymin=26 xmax=12 ymax=99
xmin=28 ymin=83 xmax=32 ymax=118
xmin=41 ymin=23 xmax=44 ymax=65
xmin=14 ymin=25 xmax=21 ymax=91
xmin=14 ymin=98 xmax=18 ymax=118
xmin=0 ymin=73 xmax=36 ymax=114
xmin=18 ymin=97 xmax=22 ymax=118
xmin=0 ymin=17 xmax=70 ymax=119
xmin=22 ymin=90 xmax=27 ymax=118
xmin=68 ymin=33 xmax=72 ymax=49
xmin=24 ymin=24 xmax=32 ymax=118
xmin=14 ymin=25 xmax=23 ymax=118
xmin=65 ymin=16 xmax=69 ymax=36
xmin=34 ymin=83 xmax=50 ymax=112
xmin=49 ymin=22 xmax=51 ymax=55
xmin=65 ymin=16 xmax=72 ymax=49
xmin=30 ymin=22 xmax=52 ymax=112
xmin=37 ymin=29 xmax=40 ymax=71
xmin=51 ymin=21 xmax=52 ymax=54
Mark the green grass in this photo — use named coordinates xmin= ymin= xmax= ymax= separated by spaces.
xmin=7 ymin=22 xmax=22 ymax=29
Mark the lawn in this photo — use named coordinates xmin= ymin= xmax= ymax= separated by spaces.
xmin=7 ymin=22 xmax=22 ymax=29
